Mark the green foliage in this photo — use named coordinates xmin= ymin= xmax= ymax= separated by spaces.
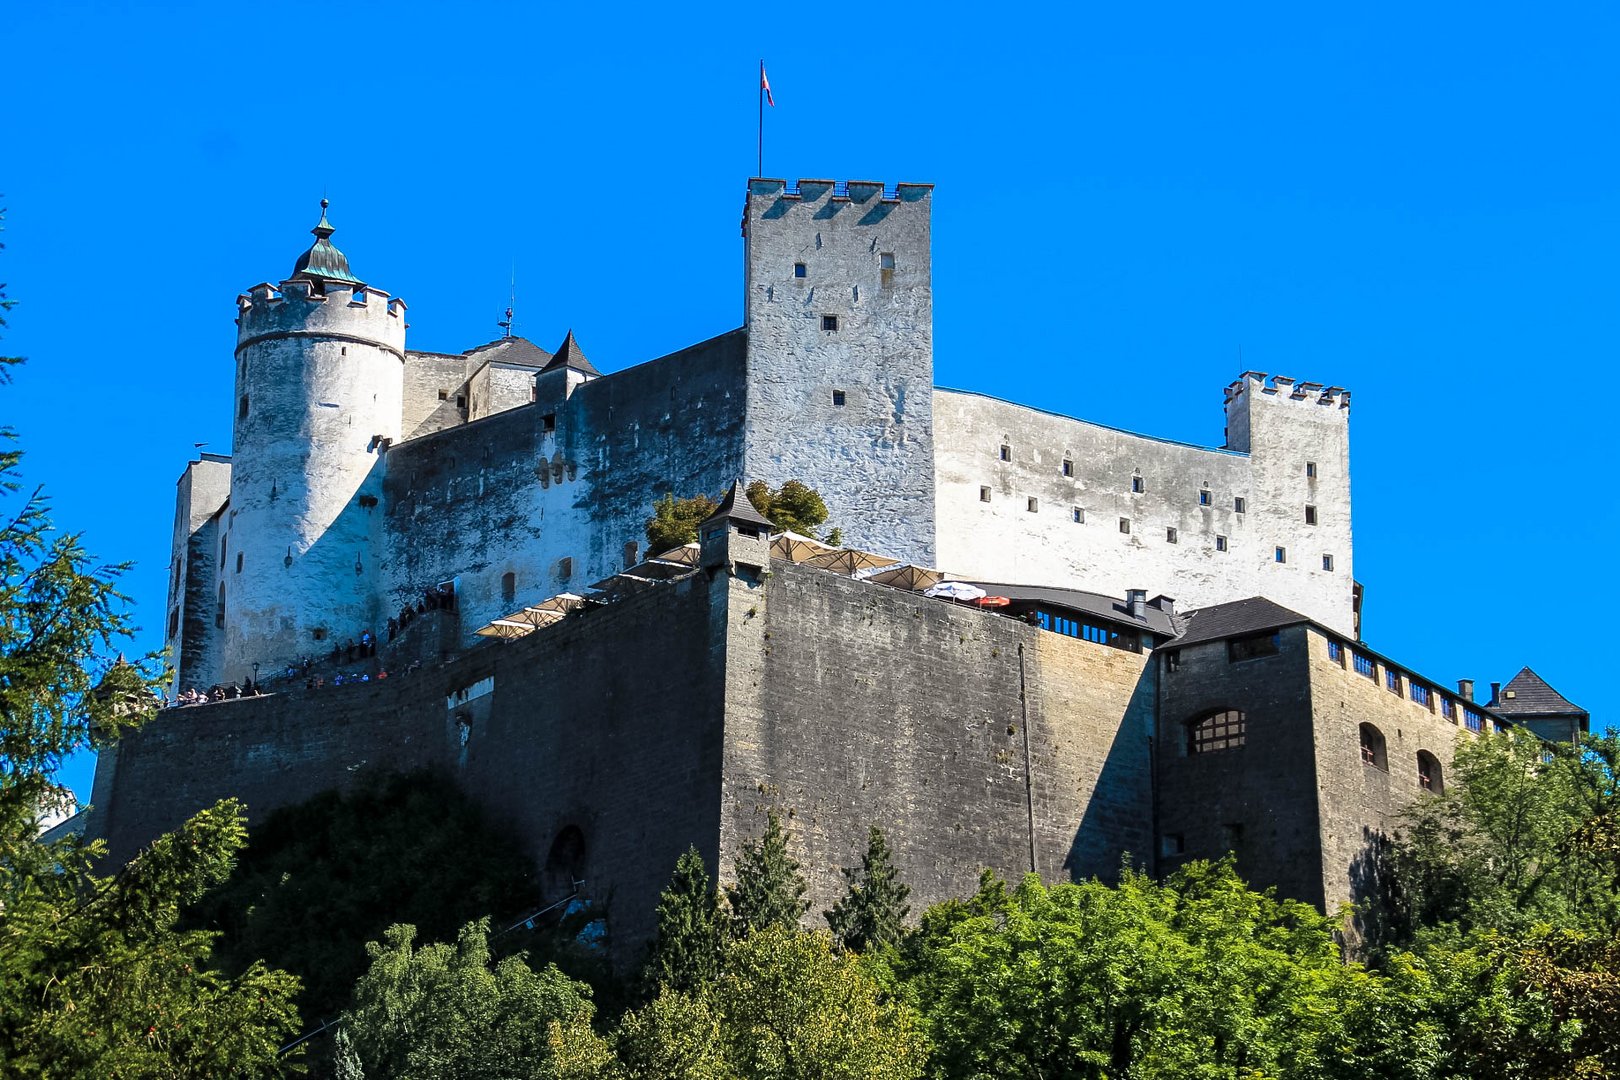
xmin=0 ymin=221 xmax=302 ymax=1076
xmin=1376 ymin=731 xmax=1620 ymax=945
xmin=189 ymin=769 xmax=543 ymax=1024
xmin=728 ymin=811 xmax=810 ymax=938
xmin=645 ymin=492 xmax=719 ymax=555
xmin=645 ymin=846 xmax=725 ymax=994
xmin=900 ymin=861 xmax=1358 ymax=1079
xmin=745 ymin=480 xmax=829 ymax=538
xmin=565 ymin=927 xmax=926 ymax=1080
xmin=341 ymin=917 xmax=595 ymax=1080
xmin=826 ymin=826 xmax=911 ymax=953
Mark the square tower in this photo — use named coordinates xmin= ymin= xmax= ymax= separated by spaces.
xmin=742 ymin=179 xmax=936 ymax=565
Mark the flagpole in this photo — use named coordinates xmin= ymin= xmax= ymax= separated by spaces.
xmin=757 ymin=59 xmax=764 ymax=177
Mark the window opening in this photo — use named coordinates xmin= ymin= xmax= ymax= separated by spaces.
xmin=879 ymin=252 xmax=896 ymax=270
xmin=1418 ymin=751 xmax=1443 ymax=792
xmin=235 ymin=552 xmax=243 ymax=574
xmin=1305 ymin=505 xmax=1318 ymax=525
xmin=979 ymin=486 xmax=992 ymax=503
xmin=1386 ymin=667 xmax=1403 ymax=695
xmin=1275 ymin=546 xmax=1287 ymax=563
xmin=1166 ymin=527 xmax=1178 ymax=544
xmin=439 ymin=389 xmax=449 ymax=401
xmin=1322 ymin=553 xmax=1335 ymax=571
xmin=1410 ymin=682 xmax=1432 ymax=708
xmin=1327 ymin=640 xmax=1345 ymax=665
xmin=1164 ymin=649 xmax=1181 ymax=672
xmin=794 ymin=262 xmax=807 ymax=277
xmin=1234 ymin=496 xmax=1247 ymax=513
xmin=821 ymin=314 xmax=839 ymax=331
xmin=1360 ymin=723 xmax=1388 ymax=770
xmin=1354 ymin=653 xmax=1377 ymax=679
xmin=1306 ymin=461 xmax=1318 ymax=478
xmin=1228 ymin=631 xmax=1281 ymax=662
xmin=1199 ymin=489 xmax=1211 ymax=507
xmin=558 ymin=557 xmax=573 ymax=579
xmin=1119 ymin=517 xmax=1131 ymax=534
xmin=542 ymin=413 xmax=556 ymax=432
xmin=1131 ymin=475 xmax=1145 ymax=493
xmin=831 ymin=389 xmax=846 ymax=407
xmin=1072 ymin=507 xmax=1084 ymax=523
xmin=1463 ymin=708 xmax=1484 ymax=732
xmin=238 ymin=395 xmax=249 ymax=419
xmin=1027 ymin=497 xmax=1039 ymax=513
xmin=624 ymin=541 xmax=639 ymax=567
xmin=1062 ymin=458 xmax=1073 ymax=477
xmin=501 ymin=571 xmax=516 ymax=603
xmin=456 ymin=394 xmax=467 ymax=409
xmin=1215 ymin=534 xmax=1228 ymax=552
xmin=1188 ymin=709 xmax=1247 ymax=754
xmin=1000 ymin=444 xmax=1011 ymax=461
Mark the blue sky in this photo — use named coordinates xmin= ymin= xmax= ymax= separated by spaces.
xmin=7 ymin=1 xmax=1615 ymax=800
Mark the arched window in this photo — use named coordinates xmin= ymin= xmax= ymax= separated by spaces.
xmin=1359 ymin=723 xmax=1387 ymax=771
xmin=1417 ymin=750 xmax=1443 ymax=793
xmin=1187 ymin=709 xmax=1246 ymax=754
xmin=543 ymin=825 xmax=586 ymax=900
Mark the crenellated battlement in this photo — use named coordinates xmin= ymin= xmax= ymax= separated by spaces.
xmin=1224 ymin=371 xmax=1350 ymax=410
xmin=236 ymin=276 xmax=406 ymax=353
xmin=747 ymin=177 xmax=933 ymax=203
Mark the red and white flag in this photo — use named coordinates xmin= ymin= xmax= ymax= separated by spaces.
xmin=761 ymin=63 xmax=775 ymax=107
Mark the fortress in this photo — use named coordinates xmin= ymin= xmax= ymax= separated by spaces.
xmin=90 ymin=178 xmax=1588 ymax=959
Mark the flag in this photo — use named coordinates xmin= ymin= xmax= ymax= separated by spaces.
xmin=761 ymin=64 xmax=775 ymax=107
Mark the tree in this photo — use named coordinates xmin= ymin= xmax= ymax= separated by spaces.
xmin=644 ymin=846 xmax=725 ymax=994
xmin=826 ymin=826 xmax=911 ymax=953
xmin=563 ymin=927 xmax=926 ymax=1080
xmin=727 ymin=811 xmax=810 ymax=937
xmin=341 ymin=918 xmax=595 ymax=1079
xmin=745 ymin=480 xmax=829 ymax=538
xmin=189 ymin=768 xmax=547 ymax=1025
xmin=645 ymin=492 xmax=719 ymax=554
xmin=1377 ymin=731 xmax=1620 ymax=945
xmin=0 ymin=207 xmax=302 ymax=1077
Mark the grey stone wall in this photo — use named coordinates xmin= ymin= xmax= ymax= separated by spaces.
xmin=167 ymin=455 xmax=231 ymax=693
xmin=743 ymin=180 xmax=936 ymax=563
xmin=382 ymin=331 xmax=748 ymax=653
xmin=402 ymin=350 xmax=470 ymax=438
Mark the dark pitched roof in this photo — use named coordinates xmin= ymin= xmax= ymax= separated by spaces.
xmin=541 ymin=329 xmax=600 ymax=375
xmin=1494 ymin=667 xmax=1588 ymax=717
xmin=1169 ymin=597 xmax=1310 ymax=649
xmin=703 ymin=481 xmax=774 ymax=531
xmin=463 ymin=336 xmax=553 ymax=368
xmin=961 ymin=581 xmax=1179 ymax=637
xmin=290 ymin=199 xmax=365 ymax=286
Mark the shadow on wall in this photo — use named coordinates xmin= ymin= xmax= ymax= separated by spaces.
xmin=1063 ymin=661 xmax=1157 ymax=884
xmin=1346 ymin=826 xmax=1400 ymax=952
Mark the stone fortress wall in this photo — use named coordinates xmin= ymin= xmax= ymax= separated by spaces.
xmin=933 ymin=374 xmax=1354 ymax=638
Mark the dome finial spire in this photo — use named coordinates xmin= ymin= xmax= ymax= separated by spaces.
xmin=290 ymin=197 xmax=363 ymax=286
xmin=313 ymin=198 xmax=335 ymax=240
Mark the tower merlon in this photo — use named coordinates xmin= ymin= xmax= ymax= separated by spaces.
xmin=1225 ymin=371 xmax=1350 ymax=410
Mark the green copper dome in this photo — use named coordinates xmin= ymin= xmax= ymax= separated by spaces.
xmin=290 ymin=199 xmax=364 ymax=286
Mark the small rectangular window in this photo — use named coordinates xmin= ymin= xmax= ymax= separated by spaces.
xmin=439 ymin=389 xmax=449 ymax=401
xmin=1215 ymin=534 xmax=1228 ymax=552
xmin=558 ymin=557 xmax=573 ymax=579
xmin=1327 ymin=640 xmax=1345 ymax=665
xmin=1306 ymin=461 xmax=1317 ymax=478
xmin=1119 ymin=517 xmax=1131 ymax=534
xmin=821 ymin=315 xmax=839 ymax=332
xmin=1322 ymin=553 xmax=1334 ymax=571
xmin=1131 ymin=475 xmax=1145 ymax=493
xmin=239 ymin=395 xmax=250 ymax=419
xmin=542 ymin=413 xmax=556 ymax=432
xmin=979 ymin=486 xmax=992 ymax=503
xmin=1355 ymin=653 xmax=1377 ymax=679
xmin=235 ymin=552 xmax=243 ymax=574
xmin=1442 ymin=698 xmax=1457 ymax=721
xmin=1386 ymin=668 xmax=1403 ymax=695
xmin=1000 ymin=444 xmax=1011 ymax=462
xmin=831 ymin=389 xmax=846 ymax=407
xmin=501 ymin=571 xmax=516 ymax=603
xmin=1164 ymin=649 xmax=1181 ymax=672
xmin=1305 ymin=505 xmax=1318 ymax=525
xmin=1160 ymin=834 xmax=1185 ymax=857
xmin=1199 ymin=489 xmax=1211 ymax=506
xmin=456 ymin=394 xmax=467 ymax=409
xmin=1166 ymin=527 xmax=1178 ymax=544
xmin=1410 ymin=682 xmax=1432 ymax=708
xmin=1275 ymin=546 xmax=1287 ymax=563
xmin=1228 ymin=631 xmax=1281 ymax=662
xmin=1234 ymin=496 xmax=1247 ymax=513
xmin=879 ymin=252 xmax=896 ymax=270
xmin=624 ymin=541 xmax=639 ymax=568
xmin=1072 ymin=507 xmax=1084 ymax=523
xmin=1027 ymin=497 xmax=1039 ymax=513
xmin=1062 ymin=458 xmax=1073 ymax=477
xmin=794 ymin=262 xmax=807 ymax=277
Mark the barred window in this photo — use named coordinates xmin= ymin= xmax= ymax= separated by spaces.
xmin=1360 ymin=723 xmax=1387 ymax=770
xmin=1464 ymin=708 xmax=1484 ymax=732
xmin=1410 ymin=682 xmax=1432 ymax=708
xmin=1385 ymin=667 xmax=1403 ymax=695
xmin=1354 ymin=653 xmax=1377 ymax=679
xmin=1417 ymin=751 xmax=1443 ymax=793
xmin=1188 ymin=709 xmax=1247 ymax=754
xmin=1441 ymin=697 xmax=1457 ymax=721
xmin=1327 ymin=640 xmax=1343 ymax=664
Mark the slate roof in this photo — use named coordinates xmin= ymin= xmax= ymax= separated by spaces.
xmin=704 ymin=481 xmax=775 ymax=531
xmin=1493 ymin=667 xmax=1588 ymax=717
xmin=1167 ymin=596 xmax=1311 ymax=649
xmin=541 ymin=330 xmax=600 ymax=375
xmin=290 ymin=200 xmax=365 ymax=286
xmin=962 ymin=581 xmax=1179 ymax=637
xmin=464 ymin=336 xmax=554 ymax=369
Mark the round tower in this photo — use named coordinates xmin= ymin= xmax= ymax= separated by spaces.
xmin=222 ymin=201 xmax=405 ymax=679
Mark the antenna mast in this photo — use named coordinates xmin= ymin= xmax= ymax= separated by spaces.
xmin=498 ymin=262 xmax=516 ymax=338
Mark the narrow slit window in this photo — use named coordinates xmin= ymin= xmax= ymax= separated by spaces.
xmin=1305 ymin=505 xmax=1318 ymax=525
xmin=239 ymin=395 xmax=249 ymax=419
xmin=1166 ymin=527 xmax=1178 ymax=544
xmin=235 ymin=552 xmax=243 ymax=574
xmin=1072 ymin=507 xmax=1085 ymax=523
xmin=501 ymin=571 xmax=516 ymax=603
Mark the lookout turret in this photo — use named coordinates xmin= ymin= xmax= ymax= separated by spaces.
xmin=221 ymin=201 xmax=406 ymax=680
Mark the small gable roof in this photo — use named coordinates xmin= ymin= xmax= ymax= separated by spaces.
xmin=1169 ymin=597 xmax=1310 ymax=649
xmin=1494 ymin=667 xmax=1588 ymax=717
xmin=703 ymin=481 xmax=774 ymax=532
xmin=464 ymin=336 xmax=553 ymax=369
xmin=541 ymin=330 xmax=600 ymax=375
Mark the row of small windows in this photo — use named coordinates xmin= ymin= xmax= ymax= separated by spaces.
xmin=1327 ymin=640 xmax=1499 ymax=734
xmin=1035 ymin=610 xmax=1148 ymax=653
xmin=993 ymin=450 xmax=1322 ymax=494
xmin=981 ymin=476 xmax=1321 ymax=526
xmin=1185 ymin=709 xmax=1444 ymax=792
xmin=793 ymin=252 xmax=896 ymax=279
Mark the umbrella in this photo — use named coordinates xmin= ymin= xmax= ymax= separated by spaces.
xmin=863 ymin=564 xmax=945 ymax=592
xmin=771 ymin=530 xmax=836 ymax=563
xmin=971 ymin=595 xmax=1011 ymax=608
xmin=923 ymin=580 xmax=987 ymax=602
xmin=650 ymin=542 xmax=701 ymax=566
xmin=801 ymin=548 xmax=900 ymax=577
